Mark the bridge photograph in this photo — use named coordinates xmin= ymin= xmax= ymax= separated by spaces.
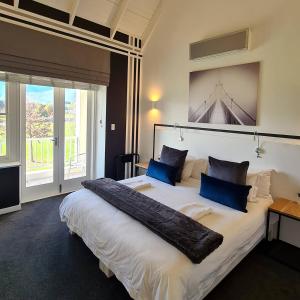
xmin=189 ymin=62 xmax=259 ymax=126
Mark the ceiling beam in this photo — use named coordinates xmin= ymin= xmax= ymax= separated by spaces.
xmin=14 ymin=0 xmax=19 ymax=8
xmin=110 ymin=0 xmax=130 ymax=39
xmin=69 ymin=0 xmax=80 ymax=25
xmin=141 ymin=0 xmax=162 ymax=51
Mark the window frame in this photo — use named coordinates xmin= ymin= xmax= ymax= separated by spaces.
xmin=0 ymin=81 xmax=20 ymax=163
xmin=0 ymin=81 xmax=9 ymax=160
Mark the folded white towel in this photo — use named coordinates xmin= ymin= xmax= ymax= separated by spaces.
xmin=175 ymin=203 xmax=212 ymax=221
xmin=123 ymin=180 xmax=152 ymax=191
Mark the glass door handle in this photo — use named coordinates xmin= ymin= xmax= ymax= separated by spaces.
xmin=51 ymin=137 xmax=59 ymax=146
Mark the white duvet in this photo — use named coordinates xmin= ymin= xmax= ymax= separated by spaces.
xmin=59 ymin=176 xmax=273 ymax=300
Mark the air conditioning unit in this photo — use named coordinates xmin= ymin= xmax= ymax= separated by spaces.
xmin=190 ymin=29 xmax=250 ymax=60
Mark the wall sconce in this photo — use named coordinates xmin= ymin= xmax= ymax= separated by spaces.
xmin=254 ymin=132 xmax=264 ymax=158
xmin=174 ymin=123 xmax=184 ymax=142
xmin=148 ymin=88 xmax=162 ymax=122
xmin=149 ymin=88 xmax=162 ymax=109
xmin=152 ymin=101 xmax=158 ymax=109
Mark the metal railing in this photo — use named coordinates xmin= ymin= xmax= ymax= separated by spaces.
xmin=26 ymin=136 xmax=86 ymax=173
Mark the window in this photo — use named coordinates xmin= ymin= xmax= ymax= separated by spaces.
xmin=0 ymin=80 xmax=20 ymax=163
xmin=0 ymin=81 xmax=7 ymax=157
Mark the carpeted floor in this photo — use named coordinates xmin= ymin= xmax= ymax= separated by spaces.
xmin=0 ymin=196 xmax=300 ymax=300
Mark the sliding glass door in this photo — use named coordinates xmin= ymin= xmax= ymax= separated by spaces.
xmin=21 ymin=85 xmax=92 ymax=202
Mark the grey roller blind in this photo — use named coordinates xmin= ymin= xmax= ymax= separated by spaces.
xmin=0 ymin=71 xmax=101 ymax=91
xmin=0 ymin=21 xmax=110 ymax=86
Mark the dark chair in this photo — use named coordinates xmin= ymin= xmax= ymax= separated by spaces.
xmin=114 ymin=153 xmax=140 ymax=180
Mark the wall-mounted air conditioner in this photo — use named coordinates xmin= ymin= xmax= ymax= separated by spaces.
xmin=190 ymin=29 xmax=250 ymax=60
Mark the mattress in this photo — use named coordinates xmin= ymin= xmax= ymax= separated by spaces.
xmin=60 ymin=175 xmax=273 ymax=300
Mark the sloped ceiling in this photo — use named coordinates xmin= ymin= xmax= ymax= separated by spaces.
xmin=34 ymin=0 xmax=161 ymax=37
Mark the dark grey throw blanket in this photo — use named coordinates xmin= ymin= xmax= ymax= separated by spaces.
xmin=82 ymin=178 xmax=223 ymax=264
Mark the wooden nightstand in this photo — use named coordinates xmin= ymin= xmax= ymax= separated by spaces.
xmin=135 ymin=162 xmax=149 ymax=170
xmin=134 ymin=162 xmax=149 ymax=176
xmin=266 ymin=198 xmax=300 ymax=241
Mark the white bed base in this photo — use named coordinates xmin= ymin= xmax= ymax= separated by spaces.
xmin=201 ymin=232 xmax=264 ymax=299
xmin=99 ymin=260 xmax=114 ymax=278
xmin=72 ymin=229 xmax=265 ymax=299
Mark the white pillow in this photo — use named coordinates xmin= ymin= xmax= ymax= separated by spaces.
xmin=256 ymin=170 xmax=272 ymax=197
xmin=247 ymin=170 xmax=272 ymax=200
xmin=181 ymin=159 xmax=195 ymax=181
xmin=246 ymin=174 xmax=259 ymax=202
xmin=191 ymin=159 xmax=208 ymax=179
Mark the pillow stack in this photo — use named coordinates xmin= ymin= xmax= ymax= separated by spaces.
xmin=200 ymin=156 xmax=251 ymax=213
xmin=146 ymin=145 xmax=188 ymax=185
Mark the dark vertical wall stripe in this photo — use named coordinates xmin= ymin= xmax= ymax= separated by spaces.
xmin=105 ymin=52 xmax=128 ymax=179
xmin=135 ymin=59 xmax=140 ymax=155
xmin=19 ymin=0 xmax=69 ymax=24
xmin=131 ymin=58 xmax=137 ymax=176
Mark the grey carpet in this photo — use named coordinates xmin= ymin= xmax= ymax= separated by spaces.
xmin=0 ymin=195 xmax=299 ymax=300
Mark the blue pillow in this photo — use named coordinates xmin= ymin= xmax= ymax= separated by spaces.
xmin=146 ymin=159 xmax=178 ymax=186
xmin=200 ymin=173 xmax=251 ymax=212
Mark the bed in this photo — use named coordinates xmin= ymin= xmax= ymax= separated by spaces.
xmin=59 ymin=175 xmax=273 ymax=300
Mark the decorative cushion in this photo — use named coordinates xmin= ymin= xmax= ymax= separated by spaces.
xmin=208 ymin=156 xmax=249 ymax=185
xmin=160 ymin=145 xmax=188 ymax=182
xmin=146 ymin=159 xmax=178 ymax=186
xmin=248 ymin=170 xmax=272 ymax=198
xmin=181 ymin=159 xmax=195 ymax=181
xmin=191 ymin=159 xmax=208 ymax=179
xmin=246 ymin=173 xmax=259 ymax=202
xmin=200 ymin=173 xmax=251 ymax=213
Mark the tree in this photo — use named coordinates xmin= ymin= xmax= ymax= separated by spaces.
xmin=26 ymin=102 xmax=54 ymax=162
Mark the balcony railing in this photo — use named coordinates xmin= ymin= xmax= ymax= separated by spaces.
xmin=26 ymin=136 xmax=86 ymax=186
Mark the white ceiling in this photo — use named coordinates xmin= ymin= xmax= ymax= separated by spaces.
xmin=34 ymin=0 xmax=161 ymax=38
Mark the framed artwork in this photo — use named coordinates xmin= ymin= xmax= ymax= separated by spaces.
xmin=189 ymin=62 xmax=259 ymax=125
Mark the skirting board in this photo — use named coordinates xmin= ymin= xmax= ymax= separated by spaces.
xmin=0 ymin=204 xmax=21 ymax=216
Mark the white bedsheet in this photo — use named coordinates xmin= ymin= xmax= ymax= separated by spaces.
xmin=59 ymin=176 xmax=273 ymax=300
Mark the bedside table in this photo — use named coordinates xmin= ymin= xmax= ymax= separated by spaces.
xmin=135 ymin=162 xmax=149 ymax=170
xmin=134 ymin=162 xmax=149 ymax=176
xmin=266 ymin=198 xmax=300 ymax=241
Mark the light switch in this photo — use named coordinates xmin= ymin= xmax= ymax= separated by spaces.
xmin=111 ymin=123 xmax=116 ymax=131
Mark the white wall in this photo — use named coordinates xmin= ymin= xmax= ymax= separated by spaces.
xmin=140 ymin=0 xmax=300 ymax=246
xmin=94 ymin=86 xmax=107 ymax=179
